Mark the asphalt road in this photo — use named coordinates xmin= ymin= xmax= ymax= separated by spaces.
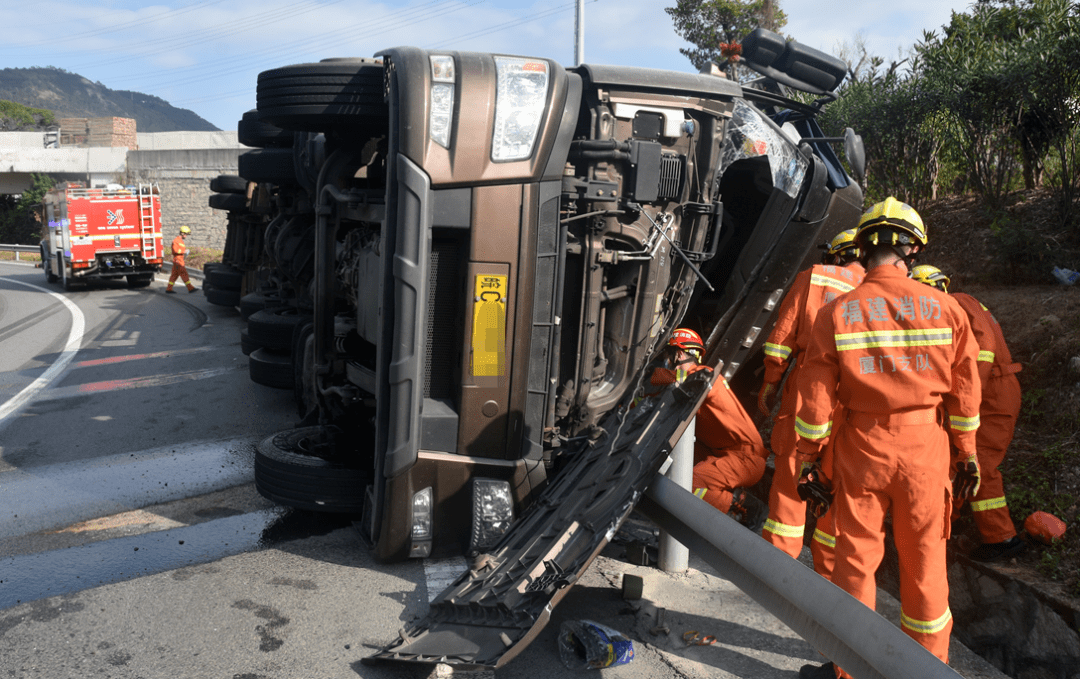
xmin=0 ymin=260 xmax=1008 ymax=679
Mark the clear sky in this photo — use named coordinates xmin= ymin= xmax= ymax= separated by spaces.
xmin=0 ymin=0 xmax=974 ymax=132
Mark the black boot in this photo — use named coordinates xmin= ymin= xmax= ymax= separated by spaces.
xmin=970 ymin=536 xmax=1027 ymax=562
xmin=799 ymin=661 xmax=835 ymax=679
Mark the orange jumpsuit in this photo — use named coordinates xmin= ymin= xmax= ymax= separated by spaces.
xmin=795 ymin=264 xmax=981 ymax=672
xmin=167 ymin=235 xmax=195 ymax=291
xmin=687 ymin=365 xmax=770 ymax=513
xmin=952 ymin=292 xmax=1022 ymax=544
xmin=761 ymin=262 xmax=864 ymax=556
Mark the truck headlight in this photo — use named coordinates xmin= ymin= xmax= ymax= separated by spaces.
xmin=411 ymin=486 xmax=433 ymax=540
xmin=491 ymin=57 xmax=549 ymax=161
xmin=429 ymin=55 xmax=455 ymax=148
xmin=409 ymin=486 xmax=433 ymax=558
xmin=469 ymin=478 xmax=513 ymax=553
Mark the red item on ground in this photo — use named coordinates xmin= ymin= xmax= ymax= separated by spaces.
xmin=1024 ymin=511 xmax=1066 ymax=545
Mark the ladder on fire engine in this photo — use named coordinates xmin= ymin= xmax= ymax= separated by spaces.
xmin=137 ymin=184 xmax=157 ymax=258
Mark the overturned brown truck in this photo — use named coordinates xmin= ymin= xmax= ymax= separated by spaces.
xmin=205 ymin=26 xmax=865 ymax=666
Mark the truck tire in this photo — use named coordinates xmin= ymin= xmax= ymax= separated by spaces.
xmin=256 ymin=60 xmax=387 ymax=133
xmin=207 ymin=265 xmax=243 ymax=291
xmin=205 ymin=286 xmax=242 ymax=307
xmin=208 ymin=192 xmax=249 ymax=212
xmin=240 ymin=291 xmax=285 ymax=320
xmin=240 ymin=329 xmax=260 ymax=356
xmin=43 ymin=246 xmax=58 ymax=283
xmin=126 ymin=274 xmax=154 ymax=288
xmin=254 ymin=425 xmax=368 ymax=513
xmin=247 ymin=307 xmax=306 ymax=351
xmin=249 ymin=347 xmax=293 ymax=389
xmin=61 ymin=259 xmax=81 ymax=291
xmin=238 ymin=109 xmax=294 ymax=149
xmin=209 ymin=174 xmax=248 ymax=194
xmin=238 ymin=148 xmax=296 ymax=185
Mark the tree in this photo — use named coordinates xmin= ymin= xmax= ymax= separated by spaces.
xmin=665 ymin=0 xmax=787 ymax=72
xmin=0 ymin=173 xmax=55 ymax=245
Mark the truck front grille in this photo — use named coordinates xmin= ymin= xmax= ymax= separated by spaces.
xmin=424 ymin=239 xmax=461 ymax=399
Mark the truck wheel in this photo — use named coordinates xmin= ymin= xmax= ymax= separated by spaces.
xmin=238 ymin=148 xmax=296 ymax=185
xmin=240 ymin=329 xmax=261 ymax=356
xmin=205 ymin=286 xmax=242 ymax=307
xmin=208 ymin=192 xmax=249 ymax=212
xmin=256 ymin=60 xmax=387 ymax=132
xmin=43 ymin=247 xmax=58 ymax=283
xmin=247 ymin=307 xmax=306 ymax=351
xmin=238 ymin=109 xmax=294 ymax=149
xmin=240 ymin=291 xmax=285 ymax=320
xmin=249 ymin=347 xmax=293 ymax=389
xmin=126 ymin=274 xmax=153 ymax=288
xmin=209 ymin=174 xmax=248 ymax=194
xmin=207 ymin=265 xmax=244 ymax=291
xmin=61 ymin=259 xmax=80 ymax=291
xmin=254 ymin=425 xmax=368 ymax=514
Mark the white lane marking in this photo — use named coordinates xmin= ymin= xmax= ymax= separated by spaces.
xmin=423 ymin=556 xmax=469 ymax=603
xmin=0 ymin=437 xmax=258 ymax=540
xmin=0 ymin=277 xmax=85 ymax=427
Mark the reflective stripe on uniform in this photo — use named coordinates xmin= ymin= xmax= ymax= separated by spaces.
xmin=764 ymin=342 xmax=792 ymax=360
xmin=763 ymin=518 xmax=804 ymax=538
xmin=949 ymin=414 xmax=980 ymax=432
xmin=835 ymin=328 xmax=953 ymax=351
xmin=971 ymin=496 xmax=1008 ymax=512
xmin=978 ymin=350 xmax=995 ymax=363
xmin=693 ymin=488 xmax=708 ymax=500
xmin=901 ymin=607 xmax=952 ymax=635
xmin=810 ymin=273 xmax=857 ymax=294
xmin=812 ymin=528 xmax=836 ymax=548
xmin=795 ymin=416 xmax=832 ymax=440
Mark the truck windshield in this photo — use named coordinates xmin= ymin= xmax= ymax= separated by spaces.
xmin=719 ymin=99 xmax=808 ymax=199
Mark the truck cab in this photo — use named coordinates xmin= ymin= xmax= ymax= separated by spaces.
xmin=212 ymin=28 xmax=864 ymax=569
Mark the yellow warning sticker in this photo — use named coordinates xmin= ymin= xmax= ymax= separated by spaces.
xmin=472 ymin=274 xmax=507 ymax=377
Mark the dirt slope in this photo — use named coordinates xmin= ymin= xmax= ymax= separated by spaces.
xmin=920 ymin=190 xmax=1080 ymax=599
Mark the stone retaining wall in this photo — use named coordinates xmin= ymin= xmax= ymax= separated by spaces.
xmin=124 ymin=149 xmax=243 ymax=251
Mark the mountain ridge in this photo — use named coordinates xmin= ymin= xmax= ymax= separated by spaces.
xmin=0 ymin=66 xmax=218 ymax=132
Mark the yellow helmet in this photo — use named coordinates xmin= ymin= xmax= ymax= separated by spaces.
xmin=855 ymin=197 xmax=927 ymax=247
xmin=826 ymin=228 xmax=860 ymax=257
xmin=179 ymin=225 xmax=191 ymax=234
xmin=910 ymin=264 xmax=950 ymax=293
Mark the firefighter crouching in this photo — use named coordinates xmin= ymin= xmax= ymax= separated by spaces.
xmin=758 ymin=228 xmax=865 ymax=560
xmin=794 ymin=198 xmax=983 ymax=679
xmin=166 ymin=225 xmax=198 ymax=294
xmin=651 ymin=329 xmax=770 ymax=531
xmin=911 ymin=264 xmax=1026 ymax=562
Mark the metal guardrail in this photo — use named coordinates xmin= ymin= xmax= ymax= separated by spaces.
xmin=0 ymin=244 xmax=41 ymax=261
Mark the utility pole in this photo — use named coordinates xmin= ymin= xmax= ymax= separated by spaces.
xmin=574 ymin=0 xmax=584 ymax=66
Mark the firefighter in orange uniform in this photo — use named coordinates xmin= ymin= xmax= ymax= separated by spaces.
xmin=655 ymin=329 xmax=770 ymax=529
xmin=166 ymin=225 xmax=198 ymax=293
xmin=758 ymin=228 xmax=865 ymax=558
xmin=911 ymin=265 xmax=1026 ymax=562
xmin=794 ymin=198 xmax=983 ymax=679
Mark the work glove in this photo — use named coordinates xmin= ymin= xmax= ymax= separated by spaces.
xmin=757 ymin=381 xmax=779 ymax=417
xmin=953 ymin=453 xmax=982 ymax=501
xmin=797 ymin=461 xmax=833 ymax=518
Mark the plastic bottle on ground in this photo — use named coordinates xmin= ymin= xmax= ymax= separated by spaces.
xmin=557 ymin=619 xmax=635 ymax=670
xmin=1052 ymin=266 xmax=1079 ymax=285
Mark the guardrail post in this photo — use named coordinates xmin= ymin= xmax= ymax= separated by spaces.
xmin=658 ymin=416 xmax=694 ymax=573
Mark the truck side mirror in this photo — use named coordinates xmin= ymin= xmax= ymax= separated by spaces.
xmin=844 ymin=128 xmax=866 ymax=183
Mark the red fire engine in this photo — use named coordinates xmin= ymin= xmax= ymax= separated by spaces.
xmin=39 ymin=183 xmax=164 ymax=290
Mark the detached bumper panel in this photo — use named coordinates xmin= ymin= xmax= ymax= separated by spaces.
xmin=364 ymin=370 xmax=712 ymax=669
